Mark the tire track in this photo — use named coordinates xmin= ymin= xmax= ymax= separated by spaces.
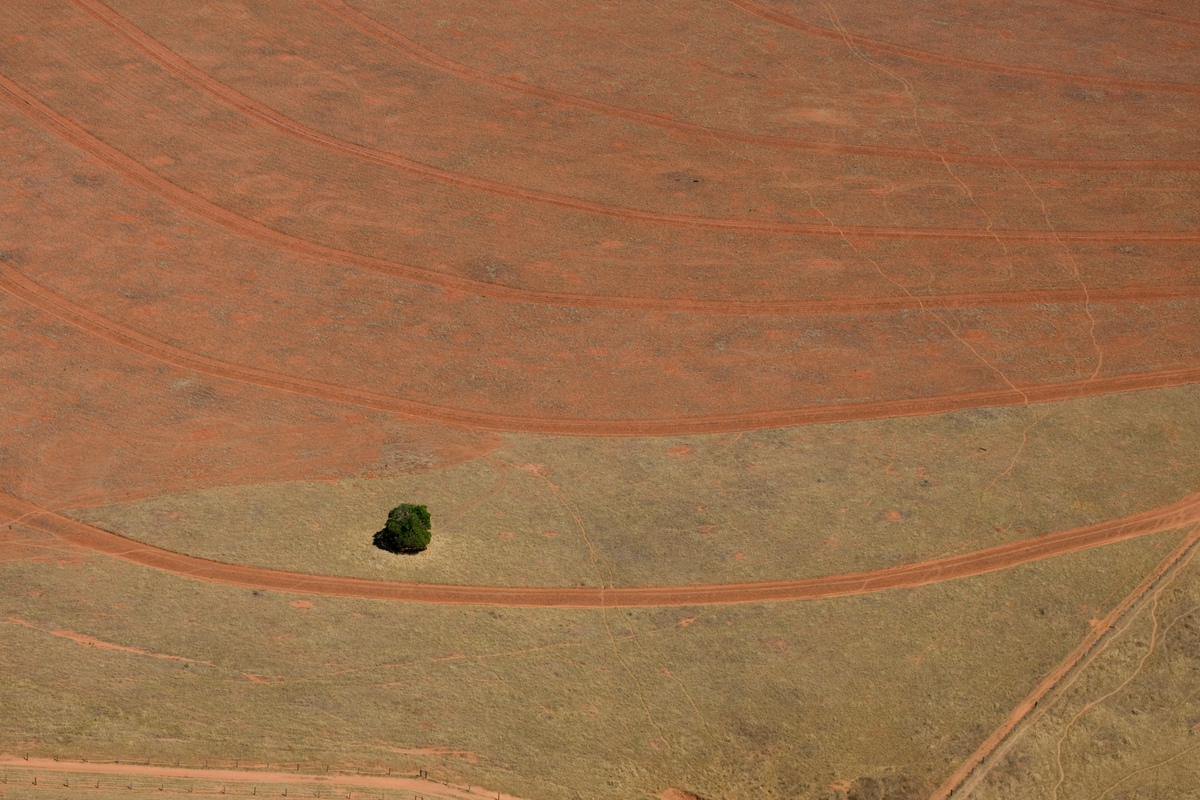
xmin=5 ymin=217 xmax=1200 ymax=317
xmin=312 ymin=0 xmax=1200 ymax=172
xmin=5 ymin=264 xmax=1200 ymax=436
xmin=4 ymin=74 xmax=1198 ymax=319
xmin=726 ymin=0 xmax=1200 ymax=95
xmin=930 ymin=525 xmax=1200 ymax=800
xmin=0 ymin=758 xmax=522 ymax=800
xmin=8 ymin=27 xmax=1200 ymax=245
xmin=1058 ymin=0 xmax=1200 ymax=29
xmin=4 ymin=490 xmax=1199 ymax=607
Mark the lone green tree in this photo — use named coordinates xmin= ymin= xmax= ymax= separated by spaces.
xmin=373 ymin=504 xmax=432 ymax=553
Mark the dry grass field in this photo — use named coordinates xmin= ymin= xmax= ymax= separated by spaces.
xmin=68 ymin=385 xmax=1200 ymax=589
xmin=0 ymin=524 xmax=1188 ymax=800
xmin=969 ymin=542 xmax=1200 ymax=800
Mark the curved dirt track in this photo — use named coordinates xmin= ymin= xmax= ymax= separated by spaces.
xmin=200 ymin=0 xmax=1200 ymax=173
xmin=4 ymin=490 xmax=1198 ymax=607
xmin=9 ymin=244 xmax=1199 ymax=318
xmin=4 ymin=263 xmax=1200 ymax=436
xmin=3 ymin=70 xmax=1197 ymax=246
xmin=725 ymin=0 xmax=1200 ymax=95
xmin=0 ymin=758 xmax=526 ymax=800
xmin=1059 ymin=0 xmax=1200 ymax=28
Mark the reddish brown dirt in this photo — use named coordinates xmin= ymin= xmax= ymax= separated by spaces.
xmin=4 ymin=490 xmax=1198 ymax=608
xmin=0 ymin=758 xmax=528 ymax=800
xmin=0 ymin=0 xmax=1195 ymax=555
xmin=4 ymin=260 xmax=1200 ymax=437
xmin=1 ymin=0 xmax=1198 ymax=454
xmin=726 ymin=0 xmax=1200 ymax=94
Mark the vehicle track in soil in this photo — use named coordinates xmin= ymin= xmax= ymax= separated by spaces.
xmin=308 ymin=0 xmax=1199 ymax=172
xmin=4 ymin=65 xmax=1197 ymax=247
xmin=725 ymin=0 xmax=1200 ymax=95
xmin=3 ymin=490 xmax=1199 ymax=608
xmin=5 ymin=263 xmax=1200 ymax=437
xmin=930 ymin=525 xmax=1200 ymax=800
xmin=4 ymin=72 xmax=1200 ymax=320
xmin=0 ymin=758 xmax=525 ymax=800
xmin=1052 ymin=0 xmax=1200 ymax=30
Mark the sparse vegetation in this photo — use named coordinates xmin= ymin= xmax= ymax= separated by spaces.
xmin=374 ymin=504 xmax=431 ymax=553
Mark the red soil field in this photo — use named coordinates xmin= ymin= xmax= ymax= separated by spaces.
xmin=1 ymin=0 xmax=1198 ymax=507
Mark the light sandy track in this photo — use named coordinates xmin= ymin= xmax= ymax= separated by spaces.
xmin=4 ymin=264 xmax=1200 ymax=437
xmin=313 ymin=0 xmax=1199 ymax=172
xmin=0 ymin=758 xmax=525 ymax=800
xmin=3 ymin=67 xmax=1196 ymax=246
xmin=4 ymin=490 xmax=1198 ymax=608
xmin=726 ymin=0 xmax=1200 ymax=95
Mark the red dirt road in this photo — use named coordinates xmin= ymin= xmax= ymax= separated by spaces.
xmin=4 ymin=490 xmax=1198 ymax=608
xmin=0 ymin=758 xmax=528 ymax=800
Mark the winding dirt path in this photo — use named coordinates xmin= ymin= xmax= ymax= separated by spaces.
xmin=725 ymin=0 xmax=1200 ymax=95
xmin=0 ymin=757 xmax=527 ymax=800
xmin=309 ymin=0 xmax=1196 ymax=171
xmin=3 ymin=69 xmax=1195 ymax=245
xmin=4 ymin=490 xmax=1198 ymax=608
xmin=4 ymin=263 xmax=1200 ymax=437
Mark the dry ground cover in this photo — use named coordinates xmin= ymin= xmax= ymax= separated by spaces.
xmin=69 ymin=384 xmax=1200 ymax=589
xmin=0 ymin=530 xmax=1187 ymax=800
xmin=966 ymin=544 xmax=1200 ymax=800
xmin=3 ymin=0 xmax=1200 ymax=797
